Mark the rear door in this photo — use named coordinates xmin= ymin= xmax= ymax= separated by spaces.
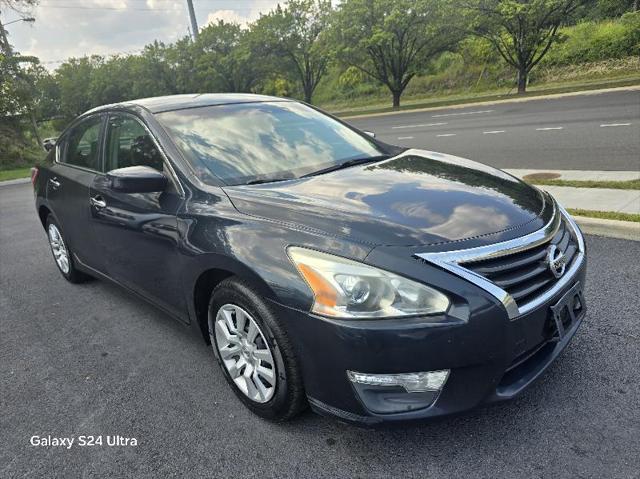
xmin=46 ymin=114 xmax=107 ymax=272
xmin=89 ymin=112 xmax=186 ymax=318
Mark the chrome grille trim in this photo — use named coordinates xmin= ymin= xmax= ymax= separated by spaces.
xmin=415 ymin=201 xmax=585 ymax=319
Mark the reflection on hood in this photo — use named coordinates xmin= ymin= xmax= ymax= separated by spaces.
xmin=224 ymin=150 xmax=546 ymax=247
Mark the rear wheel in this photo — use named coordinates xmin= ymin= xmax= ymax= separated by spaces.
xmin=208 ymin=278 xmax=306 ymax=421
xmin=46 ymin=215 xmax=90 ymax=283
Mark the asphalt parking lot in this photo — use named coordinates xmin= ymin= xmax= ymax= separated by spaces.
xmin=1 ymin=182 xmax=639 ymax=478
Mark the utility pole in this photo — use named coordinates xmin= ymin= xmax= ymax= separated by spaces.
xmin=186 ymin=0 xmax=199 ymax=40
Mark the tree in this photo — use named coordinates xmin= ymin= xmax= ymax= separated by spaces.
xmin=54 ymin=56 xmax=102 ymax=121
xmin=134 ymin=41 xmax=180 ymax=96
xmin=196 ymin=20 xmax=259 ymax=93
xmin=333 ymin=0 xmax=464 ymax=108
xmin=1 ymin=0 xmax=42 ymax=148
xmin=469 ymin=0 xmax=591 ymax=94
xmin=165 ymin=36 xmax=200 ymax=94
xmin=252 ymin=0 xmax=333 ymax=103
xmin=0 ymin=51 xmax=36 ymax=118
xmin=87 ymin=55 xmax=137 ymax=106
xmin=30 ymin=65 xmax=59 ymax=121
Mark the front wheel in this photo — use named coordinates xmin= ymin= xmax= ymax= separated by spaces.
xmin=208 ymin=278 xmax=306 ymax=421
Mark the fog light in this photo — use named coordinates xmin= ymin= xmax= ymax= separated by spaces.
xmin=347 ymin=370 xmax=449 ymax=393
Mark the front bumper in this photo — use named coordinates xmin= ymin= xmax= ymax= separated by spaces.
xmin=271 ymin=257 xmax=587 ymax=425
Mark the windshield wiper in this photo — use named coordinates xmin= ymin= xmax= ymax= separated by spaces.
xmin=301 ymin=155 xmax=389 ymax=178
xmin=243 ymin=155 xmax=389 ymax=184
xmin=244 ymin=177 xmax=294 ymax=185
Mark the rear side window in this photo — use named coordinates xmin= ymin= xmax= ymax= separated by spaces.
xmin=63 ymin=116 xmax=103 ymax=170
xmin=104 ymin=115 xmax=164 ymax=172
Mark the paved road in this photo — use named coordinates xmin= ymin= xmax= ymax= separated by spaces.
xmin=348 ymin=89 xmax=640 ymax=171
xmin=2 ymin=183 xmax=640 ymax=478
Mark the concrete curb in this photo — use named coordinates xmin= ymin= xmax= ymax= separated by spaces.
xmin=574 ymin=215 xmax=640 ymax=241
xmin=340 ymin=84 xmax=640 ymax=120
xmin=0 ymin=177 xmax=30 ymax=187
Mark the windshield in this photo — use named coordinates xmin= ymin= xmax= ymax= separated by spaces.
xmin=156 ymin=101 xmax=385 ymax=185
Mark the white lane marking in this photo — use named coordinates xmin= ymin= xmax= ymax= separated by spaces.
xmin=536 ymin=127 xmax=564 ymax=131
xmin=432 ymin=109 xmax=494 ymax=118
xmin=392 ymin=122 xmax=448 ymax=129
xmin=483 ymin=130 xmax=505 ymax=134
xmin=600 ymin=123 xmax=631 ymax=127
xmin=436 ymin=133 xmax=456 ymax=137
xmin=397 ymin=136 xmax=414 ymax=140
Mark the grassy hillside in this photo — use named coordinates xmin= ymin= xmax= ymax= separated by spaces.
xmin=315 ymin=13 xmax=640 ymax=112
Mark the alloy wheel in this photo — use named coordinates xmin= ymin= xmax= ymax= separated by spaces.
xmin=214 ymin=304 xmax=277 ymax=403
xmin=48 ymin=224 xmax=70 ymax=274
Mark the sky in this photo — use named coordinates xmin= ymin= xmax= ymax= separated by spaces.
xmin=1 ymin=0 xmax=282 ymax=69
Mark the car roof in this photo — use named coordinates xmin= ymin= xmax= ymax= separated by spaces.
xmin=86 ymin=93 xmax=291 ymax=115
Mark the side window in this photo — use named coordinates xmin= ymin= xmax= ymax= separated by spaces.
xmin=64 ymin=116 xmax=103 ymax=170
xmin=105 ymin=115 xmax=164 ymax=172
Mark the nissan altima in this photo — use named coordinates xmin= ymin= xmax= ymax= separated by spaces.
xmin=32 ymin=94 xmax=586 ymax=424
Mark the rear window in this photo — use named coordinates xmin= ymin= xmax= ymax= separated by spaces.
xmin=63 ymin=116 xmax=103 ymax=171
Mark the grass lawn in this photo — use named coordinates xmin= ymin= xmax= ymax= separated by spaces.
xmin=0 ymin=167 xmax=31 ymax=182
xmin=526 ymin=178 xmax=640 ymax=190
xmin=568 ymin=209 xmax=640 ymax=223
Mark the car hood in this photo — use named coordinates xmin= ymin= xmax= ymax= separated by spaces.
xmin=223 ymin=149 xmax=546 ymax=247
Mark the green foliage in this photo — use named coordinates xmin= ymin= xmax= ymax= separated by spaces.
xmin=1 ymin=10 xmax=45 ymax=169
xmin=577 ymin=0 xmax=638 ymax=20
xmin=543 ymin=12 xmax=640 ymax=64
xmin=54 ymin=56 xmax=102 ymax=121
xmin=260 ymin=76 xmax=296 ymax=97
xmin=196 ymin=21 xmax=259 ymax=93
xmin=333 ymin=0 xmax=466 ymax=107
xmin=0 ymin=120 xmax=43 ymax=169
xmin=470 ymin=0 xmax=592 ymax=92
xmin=251 ymin=0 xmax=333 ymax=103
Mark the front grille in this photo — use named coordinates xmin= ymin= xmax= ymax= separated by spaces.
xmin=461 ymin=217 xmax=579 ymax=307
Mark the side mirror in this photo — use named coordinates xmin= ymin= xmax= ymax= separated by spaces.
xmin=43 ymin=139 xmax=56 ymax=152
xmin=364 ymin=130 xmax=376 ymax=138
xmin=107 ymin=166 xmax=167 ymax=193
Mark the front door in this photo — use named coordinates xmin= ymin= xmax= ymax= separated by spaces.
xmin=46 ymin=114 xmax=106 ymax=272
xmin=89 ymin=113 xmax=186 ymax=319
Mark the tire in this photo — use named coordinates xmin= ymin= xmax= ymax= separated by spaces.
xmin=208 ymin=277 xmax=306 ymax=421
xmin=45 ymin=215 xmax=91 ymax=284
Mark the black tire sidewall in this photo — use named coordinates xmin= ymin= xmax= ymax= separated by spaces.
xmin=208 ymin=279 xmax=299 ymax=420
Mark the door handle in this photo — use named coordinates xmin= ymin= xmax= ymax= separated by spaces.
xmin=90 ymin=196 xmax=107 ymax=209
xmin=49 ymin=178 xmax=61 ymax=189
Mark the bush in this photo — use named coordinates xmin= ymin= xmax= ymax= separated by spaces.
xmin=544 ymin=12 xmax=640 ymax=65
xmin=0 ymin=120 xmax=45 ymax=170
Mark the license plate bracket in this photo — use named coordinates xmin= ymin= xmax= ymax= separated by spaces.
xmin=549 ymin=282 xmax=586 ymax=341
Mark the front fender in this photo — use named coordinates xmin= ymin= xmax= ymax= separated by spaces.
xmin=177 ymin=202 xmax=374 ymax=326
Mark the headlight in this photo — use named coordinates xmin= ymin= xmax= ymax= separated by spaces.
xmin=287 ymin=247 xmax=450 ymax=318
